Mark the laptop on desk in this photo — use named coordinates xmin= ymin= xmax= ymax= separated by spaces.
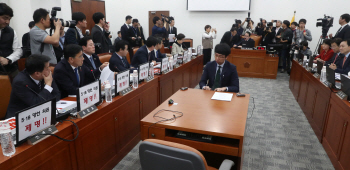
xmin=242 ymin=41 xmax=255 ymax=49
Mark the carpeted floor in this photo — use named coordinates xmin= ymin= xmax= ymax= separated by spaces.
xmin=113 ymin=72 xmax=335 ymax=170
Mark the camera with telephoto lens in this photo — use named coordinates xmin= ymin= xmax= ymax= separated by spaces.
xmin=161 ymin=14 xmax=172 ymax=24
xmin=246 ymin=12 xmax=251 ymax=28
xmin=50 ymin=7 xmax=76 ymax=29
xmin=316 ymin=15 xmax=333 ymax=38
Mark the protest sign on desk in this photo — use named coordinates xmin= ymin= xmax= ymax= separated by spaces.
xmin=77 ymin=80 xmax=101 ymax=111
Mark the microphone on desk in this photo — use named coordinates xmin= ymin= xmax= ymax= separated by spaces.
xmin=90 ymin=69 xmax=97 ymax=81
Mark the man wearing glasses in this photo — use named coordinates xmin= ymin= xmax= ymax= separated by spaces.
xmin=199 ymin=43 xmax=239 ymax=92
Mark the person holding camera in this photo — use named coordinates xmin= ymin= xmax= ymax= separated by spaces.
xmin=202 ymin=25 xmax=217 ymax=65
xmin=152 ymin=16 xmax=167 ymax=38
xmin=278 ymin=20 xmax=293 ymax=73
xmin=314 ymin=39 xmax=334 ymax=63
xmin=91 ymin=12 xmax=109 ymax=54
xmin=299 ymin=41 xmax=312 ymax=57
xmin=65 ymin=12 xmax=87 ymax=45
xmin=255 ymin=19 xmax=267 ymax=36
xmin=261 ymin=22 xmax=275 ymax=46
xmin=220 ymin=28 xmax=240 ymax=48
xmin=242 ymin=18 xmax=254 ymax=35
xmin=127 ymin=19 xmax=142 ymax=49
xmin=292 ymin=19 xmax=312 ymax=46
xmin=329 ymin=14 xmax=350 ymax=40
xmin=0 ymin=3 xmax=22 ymax=79
xmin=30 ymin=8 xmax=61 ymax=65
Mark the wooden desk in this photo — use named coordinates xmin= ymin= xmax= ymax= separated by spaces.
xmin=227 ymin=49 xmax=279 ymax=79
xmin=0 ymin=56 xmax=203 ymax=170
xmin=289 ymin=60 xmax=350 ymax=170
xmin=141 ymin=89 xmax=250 ymax=170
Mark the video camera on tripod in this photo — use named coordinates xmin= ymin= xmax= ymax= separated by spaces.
xmin=316 ymin=15 xmax=334 ymax=38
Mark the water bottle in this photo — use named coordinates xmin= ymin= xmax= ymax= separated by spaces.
xmin=149 ymin=62 xmax=154 ymax=77
xmin=133 ymin=70 xmax=138 ymax=89
xmin=0 ymin=122 xmax=15 ymax=157
xmin=320 ymin=66 xmax=327 ymax=82
xmin=303 ymin=55 xmax=308 ymax=67
xmin=169 ymin=57 xmax=173 ymax=71
xmin=104 ymin=83 xmax=112 ymax=103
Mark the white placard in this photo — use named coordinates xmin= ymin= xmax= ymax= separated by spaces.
xmin=169 ymin=34 xmax=175 ymax=43
xmin=183 ymin=51 xmax=188 ymax=62
xmin=116 ymin=70 xmax=130 ymax=93
xmin=139 ymin=62 xmax=149 ymax=81
xmin=78 ymin=81 xmax=100 ymax=111
xmin=100 ymin=64 xmax=114 ymax=84
xmin=173 ymin=54 xmax=178 ymax=67
xmin=17 ymin=101 xmax=52 ymax=142
xmin=188 ymin=0 xmax=250 ymax=11
xmin=197 ymin=45 xmax=201 ymax=55
xmin=161 ymin=57 xmax=169 ymax=72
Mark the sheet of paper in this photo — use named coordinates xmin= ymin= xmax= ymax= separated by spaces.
xmin=335 ymin=73 xmax=341 ymax=80
xmin=100 ymin=65 xmax=114 ymax=84
xmin=211 ymin=92 xmax=233 ymax=102
xmin=169 ymin=34 xmax=175 ymax=42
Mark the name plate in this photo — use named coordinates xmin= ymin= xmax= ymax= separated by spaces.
xmin=145 ymin=75 xmax=154 ymax=82
xmin=183 ymin=51 xmax=188 ymax=63
xmin=336 ymin=91 xmax=348 ymax=100
xmin=313 ymin=73 xmax=320 ymax=78
xmin=323 ymin=81 xmax=331 ymax=88
xmin=173 ymin=54 xmax=178 ymax=67
xmin=115 ymin=70 xmax=130 ymax=95
xmin=139 ymin=62 xmax=149 ymax=81
xmin=162 ymin=70 xmax=170 ymax=74
xmin=119 ymin=86 xmax=133 ymax=96
xmin=77 ymin=105 xmax=98 ymax=119
xmin=27 ymin=125 xmax=58 ymax=145
xmin=174 ymin=64 xmax=180 ymax=68
xmin=77 ymin=80 xmax=101 ymax=112
xmin=161 ymin=57 xmax=169 ymax=73
xmin=191 ymin=56 xmax=196 ymax=59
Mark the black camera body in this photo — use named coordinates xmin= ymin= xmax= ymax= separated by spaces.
xmin=316 ymin=15 xmax=334 ymax=38
xmin=50 ymin=7 xmax=76 ymax=30
xmin=161 ymin=14 xmax=172 ymax=24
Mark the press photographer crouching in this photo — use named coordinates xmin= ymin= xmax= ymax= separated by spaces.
xmin=261 ymin=22 xmax=275 ymax=46
xmin=299 ymin=41 xmax=312 ymax=57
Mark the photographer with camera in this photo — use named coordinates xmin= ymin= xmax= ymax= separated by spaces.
xmin=152 ymin=16 xmax=167 ymax=38
xmin=261 ymin=22 xmax=275 ymax=46
xmin=65 ymin=12 xmax=87 ymax=45
xmin=279 ymin=20 xmax=293 ymax=73
xmin=91 ymin=12 xmax=109 ymax=54
xmin=255 ymin=19 xmax=266 ymax=36
xmin=0 ymin=3 xmax=22 ymax=79
xmin=299 ymin=41 xmax=312 ymax=57
xmin=30 ymin=8 xmax=62 ymax=65
xmin=242 ymin=18 xmax=254 ymax=35
xmin=127 ymin=19 xmax=142 ymax=49
xmin=329 ymin=14 xmax=350 ymax=40
xmin=292 ymin=19 xmax=312 ymax=46
xmin=202 ymin=25 xmax=217 ymax=65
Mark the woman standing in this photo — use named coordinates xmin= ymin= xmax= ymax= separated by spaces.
xmin=171 ymin=33 xmax=186 ymax=55
xmin=202 ymin=25 xmax=217 ymax=65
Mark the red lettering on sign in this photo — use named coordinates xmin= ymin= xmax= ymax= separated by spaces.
xmin=25 ymin=124 xmax=31 ymax=132
xmin=35 ymin=120 xmax=40 ymax=128
xmin=84 ymin=98 xmax=88 ymax=104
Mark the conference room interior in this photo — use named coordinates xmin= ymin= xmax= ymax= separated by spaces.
xmin=1 ymin=0 xmax=350 ymax=170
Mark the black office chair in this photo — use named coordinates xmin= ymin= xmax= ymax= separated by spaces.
xmin=139 ymin=139 xmax=234 ymax=170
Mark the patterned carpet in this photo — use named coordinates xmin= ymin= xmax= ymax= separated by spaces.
xmin=113 ymin=72 xmax=334 ymax=170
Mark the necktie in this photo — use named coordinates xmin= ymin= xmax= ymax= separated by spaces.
xmin=148 ymin=52 xmax=151 ymax=62
xmin=333 ymin=54 xmax=339 ymax=64
xmin=121 ymin=57 xmax=126 ymax=67
xmin=212 ymin=66 xmax=221 ymax=90
xmin=38 ymin=82 xmax=42 ymax=90
xmin=342 ymin=56 xmax=347 ymax=67
xmin=74 ymin=68 xmax=80 ymax=85
xmin=90 ymin=56 xmax=96 ymax=69
xmin=335 ymin=27 xmax=342 ymax=36
xmin=170 ymin=28 xmax=172 ymax=34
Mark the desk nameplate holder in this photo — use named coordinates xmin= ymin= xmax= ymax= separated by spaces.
xmin=313 ymin=73 xmax=320 ymax=78
xmin=145 ymin=75 xmax=154 ymax=82
xmin=174 ymin=64 xmax=180 ymax=68
xmin=336 ymin=91 xmax=348 ymax=100
xmin=191 ymin=56 xmax=196 ymax=60
xmin=323 ymin=81 xmax=331 ymax=88
xmin=162 ymin=69 xmax=170 ymax=75
xmin=119 ymin=86 xmax=133 ymax=96
xmin=306 ymin=67 xmax=312 ymax=72
xmin=77 ymin=105 xmax=98 ymax=119
xmin=27 ymin=125 xmax=58 ymax=145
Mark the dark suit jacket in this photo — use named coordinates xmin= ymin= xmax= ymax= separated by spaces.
xmin=131 ymin=45 xmax=155 ymax=67
xmin=272 ymin=27 xmax=283 ymax=43
xmin=139 ymin=26 xmax=145 ymax=43
xmin=127 ymin=27 xmax=142 ymax=48
xmin=53 ymin=45 xmax=63 ymax=63
xmin=65 ymin=27 xmax=81 ymax=45
xmin=220 ymin=31 xmax=240 ymax=48
xmin=334 ymin=25 xmax=350 ymax=40
xmin=114 ymin=37 xmax=122 ymax=45
xmin=199 ymin=61 xmax=239 ymax=92
xmin=335 ymin=54 xmax=350 ymax=74
xmin=235 ymin=38 xmax=255 ymax=46
xmin=261 ymin=30 xmax=276 ymax=46
xmin=83 ymin=53 xmax=102 ymax=81
xmin=53 ymin=59 xmax=93 ymax=99
xmin=154 ymin=49 xmax=166 ymax=62
xmin=120 ymin=24 xmax=129 ymax=41
xmin=109 ymin=52 xmax=131 ymax=72
xmin=167 ymin=26 xmax=177 ymax=37
xmin=91 ymin=25 xmax=110 ymax=54
xmin=280 ymin=28 xmax=293 ymax=49
xmin=6 ymin=70 xmax=61 ymax=118
xmin=325 ymin=53 xmax=343 ymax=66
xmin=22 ymin=32 xmax=30 ymax=47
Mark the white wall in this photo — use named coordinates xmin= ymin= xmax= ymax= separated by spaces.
xmin=3 ymin=0 xmax=350 ymax=58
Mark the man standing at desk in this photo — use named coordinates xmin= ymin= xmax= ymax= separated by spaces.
xmin=200 ymin=43 xmax=239 ymax=92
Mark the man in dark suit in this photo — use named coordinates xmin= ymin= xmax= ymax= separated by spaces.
xmin=127 ymin=19 xmax=142 ymax=49
xmin=6 ymin=54 xmax=61 ymax=118
xmin=199 ymin=43 xmax=239 ymax=92
xmin=279 ymin=20 xmax=293 ymax=73
xmin=271 ymin=20 xmax=283 ymax=43
xmin=220 ymin=28 xmax=240 ymax=48
xmin=65 ymin=12 xmax=86 ymax=45
xmin=109 ymin=40 xmax=133 ymax=72
xmin=131 ymin=36 xmax=157 ymax=67
xmin=138 ymin=23 xmax=146 ymax=45
xmin=22 ymin=21 xmax=35 ymax=47
xmin=91 ymin=12 xmax=109 ymax=54
xmin=53 ymin=26 xmax=65 ymax=62
xmin=53 ymin=44 xmax=93 ymax=99
xmin=234 ymin=32 xmax=255 ymax=48
xmin=329 ymin=14 xmax=350 ymax=40
xmin=121 ymin=15 xmax=132 ymax=41
xmin=114 ymin=31 xmax=122 ymax=45
xmin=166 ymin=17 xmax=177 ymax=47
xmin=330 ymin=39 xmax=350 ymax=74
xmin=80 ymin=36 xmax=108 ymax=82
xmin=261 ymin=22 xmax=275 ymax=46
xmin=153 ymin=36 xmax=172 ymax=62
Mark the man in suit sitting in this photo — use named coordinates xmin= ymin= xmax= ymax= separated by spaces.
xmin=121 ymin=15 xmax=132 ymax=41
xmin=329 ymin=39 xmax=350 ymax=74
xmin=109 ymin=40 xmax=133 ymax=72
xmin=6 ymin=54 xmax=61 ymax=118
xmin=53 ymin=44 xmax=93 ymax=99
xmin=329 ymin=14 xmax=350 ymax=40
xmin=200 ymin=43 xmax=239 ymax=92
xmin=91 ymin=12 xmax=109 ymax=54
xmin=131 ymin=36 xmax=157 ymax=67
xmin=80 ymin=36 xmax=108 ymax=81
xmin=65 ymin=12 xmax=87 ymax=45
xmin=127 ymin=19 xmax=142 ymax=49
xmin=220 ymin=27 xmax=240 ymax=48
xmin=326 ymin=38 xmax=343 ymax=66
xmin=154 ymin=36 xmax=172 ymax=62
xmin=233 ymin=32 xmax=255 ymax=48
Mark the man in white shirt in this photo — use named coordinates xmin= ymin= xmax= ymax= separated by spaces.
xmin=0 ymin=3 xmax=23 ymax=79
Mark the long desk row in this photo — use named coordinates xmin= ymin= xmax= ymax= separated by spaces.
xmin=289 ymin=60 xmax=350 ymax=170
xmin=0 ymin=56 xmax=203 ymax=170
